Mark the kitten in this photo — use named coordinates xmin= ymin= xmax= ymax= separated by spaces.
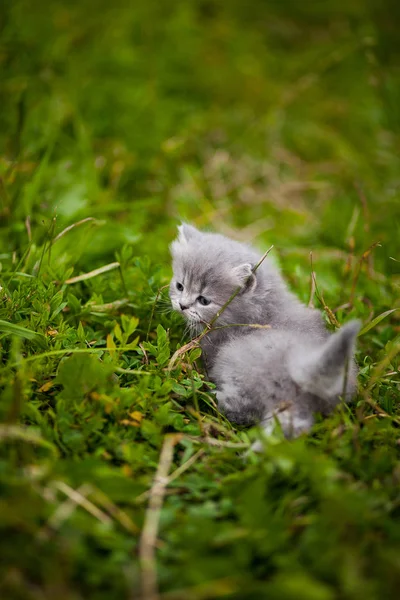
xmin=169 ymin=223 xmax=360 ymax=444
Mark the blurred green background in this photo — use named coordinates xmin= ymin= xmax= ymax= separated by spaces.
xmin=1 ymin=1 xmax=400 ymax=599
xmin=2 ymin=0 xmax=400 ymax=267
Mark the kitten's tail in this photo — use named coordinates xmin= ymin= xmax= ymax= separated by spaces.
xmin=289 ymin=319 xmax=361 ymax=405
xmin=250 ymin=320 xmax=361 ymax=453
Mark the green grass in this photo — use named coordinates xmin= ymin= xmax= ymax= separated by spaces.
xmin=1 ymin=1 xmax=400 ymax=598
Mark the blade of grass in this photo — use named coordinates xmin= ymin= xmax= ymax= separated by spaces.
xmin=358 ymin=309 xmax=399 ymax=336
xmin=0 ymin=320 xmax=46 ymax=349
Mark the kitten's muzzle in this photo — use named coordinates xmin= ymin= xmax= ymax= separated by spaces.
xmin=179 ymin=302 xmax=189 ymax=311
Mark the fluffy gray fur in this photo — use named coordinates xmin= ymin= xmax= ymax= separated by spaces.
xmin=169 ymin=223 xmax=360 ymax=443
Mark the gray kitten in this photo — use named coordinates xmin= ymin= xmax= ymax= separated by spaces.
xmin=169 ymin=224 xmax=360 ymax=443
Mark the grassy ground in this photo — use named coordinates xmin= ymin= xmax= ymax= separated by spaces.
xmin=1 ymin=1 xmax=400 ymax=598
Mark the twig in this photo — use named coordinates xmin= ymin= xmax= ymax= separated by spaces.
xmin=139 ymin=434 xmax=181 ymax=600
xmin=252 ymin=244 xmax=275 ymax=272
xmin=183 ymin=435 xmax=249 ymax=449
xmin=135 ymin=449 xmax=205 ymax=505
xmin=92 ymin=487 xmax=139 ymax=534
xmin=47 ymin=483 xmax=94 ymax=530
xmin=168 ymin=323 xmax=271 ymax=371
xmin=364 ymin=397 xmax=400 ymax=427
xmin=168 ymin=339 xmax=200 ymax=371
xmin=44 ymin=482 xmax=139 ymax=536
xmin=139 ymin=343 xmax=149 ymax=365
xmin=52 ymin=481 xmax=112 ymax=525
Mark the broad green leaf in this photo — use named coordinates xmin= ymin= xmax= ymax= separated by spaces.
xmin=56 ymin=354 xmax=114 ymax=399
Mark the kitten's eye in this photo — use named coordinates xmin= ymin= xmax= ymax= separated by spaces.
xmin=176 ymin=282 xmax=184 ymax=291
xmin=197 ymin=295 xmax=211 ymax=306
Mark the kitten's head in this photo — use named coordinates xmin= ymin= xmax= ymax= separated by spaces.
xmin=169 ymin=224 xmax=259 ymax=331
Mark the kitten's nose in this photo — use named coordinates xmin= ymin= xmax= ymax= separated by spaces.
xmin=179 ymin=302 xmax=188 ymax=311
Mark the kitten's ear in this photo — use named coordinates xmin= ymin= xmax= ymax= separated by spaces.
xmin=177 ymin=223 xmax=200 ymax=244
xmin=232 ymin=263 xmax=257 ymax=292
xmin=289 ymin=320 xmax=361 ymax=402
xmin=170 ymin=223 xmax=200 ymax=256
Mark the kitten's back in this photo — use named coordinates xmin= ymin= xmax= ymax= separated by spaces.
xmin=211 ymin=322 xmax=359 ymax=434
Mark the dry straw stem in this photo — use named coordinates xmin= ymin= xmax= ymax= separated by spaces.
xmin=86 ymin=298 xmax=130 ymax=313
xmin=308 ymin=269 xmax=316 ymax=308
xmin=168 ymin=245 xmax=274 ymax=370
xmin=309 ymin=252 xmax=340 ymax=327
xmin=349 ymin=240 xmax=381 ymax=306
xmin=135 ymin=448 xmax=205 ymax=505
xmin=46 ymin=483 xmax=94 ymax=531
xmin=52 ymin=217 xmax=101 ymax=244
xmin=139 ymin=434 xmax=181 ymax=600
xmin=91 ymin=486 xmax=140 ymax=534
xmin=44 ymin=481 xmax=139 ymax=535
xmin=364 ymin=397 xmax=400 ymax=427
xmin=184 ymin=435 xmax=249 ymax=449
xmin=52 ymin=481 xmax=112 ymax=525
xmin=65 ymin=261 xmax=120 ymax=284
